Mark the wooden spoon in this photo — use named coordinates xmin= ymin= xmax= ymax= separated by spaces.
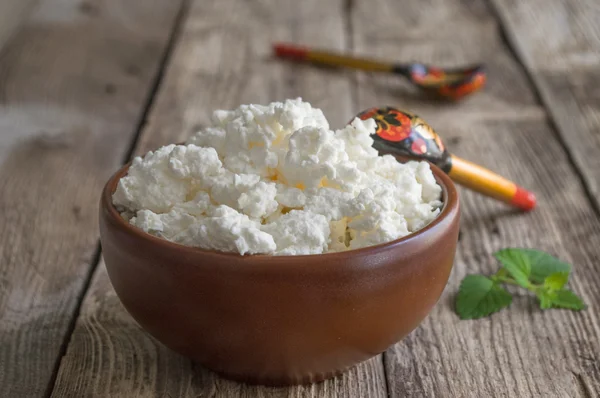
xmin=355 ymin=107 xmax=536 ymax=211
xmin=274 ymin=43 xmax=486 ymax=100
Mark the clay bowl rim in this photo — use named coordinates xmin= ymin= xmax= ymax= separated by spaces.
xmin=101 ymin=155 xmax=459 ymax=267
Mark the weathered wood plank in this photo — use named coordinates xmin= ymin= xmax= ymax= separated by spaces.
xmin=351 ymin=0 xmax=600 ymax=396
xmin=51 ymin=0 xmax=388 ymax=396
xmin=0 ymin=0 xmax=184 ymax=396
xmin=489 ymin=0 xmax=600 ymax=213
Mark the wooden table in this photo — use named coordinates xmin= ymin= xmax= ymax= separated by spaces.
xmin=1 ymin=0 xmax=598 ymax=396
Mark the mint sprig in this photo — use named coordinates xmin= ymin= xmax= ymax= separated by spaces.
xmin=456 ymin=249 xmax=586 ymax=319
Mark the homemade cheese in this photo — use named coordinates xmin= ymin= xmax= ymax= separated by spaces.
xmin=113 ymin=99 xmax=442 ymax=255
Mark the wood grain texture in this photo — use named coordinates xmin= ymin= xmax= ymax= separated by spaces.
xmin=351 ymin=0 xmax=600 ymax=396
xmin=51 ymin=0 xmax=388 ymax=397
xmin=0 ymin=0 xmax=184 ymax=396
xmin=0 ymin=0 xmax=40 ymax=54
xmin=488 ymin=0 xmax=600 ymax=206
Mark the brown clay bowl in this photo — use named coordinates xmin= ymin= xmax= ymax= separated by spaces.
xmin=99 ymin=156 xmax=460 ymax=386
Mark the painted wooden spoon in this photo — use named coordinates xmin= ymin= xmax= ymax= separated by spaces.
xmin=274 ymin=43 xmax=486 ymax=100
xmin=355 ymin=107 xmax=536 ymax=211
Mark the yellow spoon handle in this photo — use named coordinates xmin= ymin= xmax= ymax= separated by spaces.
xmin=448 ymin=155 xmax=536 ymax=210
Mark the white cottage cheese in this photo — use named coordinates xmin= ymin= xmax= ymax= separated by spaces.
xmin=113 ymin=99 xmax=442 ymax=255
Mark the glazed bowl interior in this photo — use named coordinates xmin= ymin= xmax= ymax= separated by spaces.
xmin=99 ymin=154 xmax=460 ymax=386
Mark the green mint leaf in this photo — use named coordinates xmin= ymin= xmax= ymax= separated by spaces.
xmin=513 ymin=249 xmax=571 ymax=284
xmin=550 ymin=289 xmax=586 ymax=310
xmin=494 ymin=249 xmax=532 ymax=288
xmin=544 ymin=272 xmax=569 ymax=290
xmin=456 ymin=275 xmax=512 ymax=319
xmin=536 ymin=288 xmax=556 ymax=309
xmin=536 ymin=287 xmax=585 ymax=311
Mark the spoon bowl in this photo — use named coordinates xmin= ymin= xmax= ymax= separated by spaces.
xmin=402 ymin=64 xmax=487 ymax=100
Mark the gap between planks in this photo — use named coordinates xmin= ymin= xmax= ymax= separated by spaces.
xmin=484 ymin=0 xmax=600 ymax=219
xmin=119 ymin=0 xmax=192 ymax=168
xmin=43 ymin=1 xmax=191 ymax=397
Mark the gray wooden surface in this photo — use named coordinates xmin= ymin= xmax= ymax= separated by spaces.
xmin=0 ymin=0 xmax=184 ymax=396
xmin=0 ymin=0 xmax=598 ymax=397
xmin=0 ymin=0 xmax=40 ymax=54
xmin=353 ymin=1 xmax=600 ymax=396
